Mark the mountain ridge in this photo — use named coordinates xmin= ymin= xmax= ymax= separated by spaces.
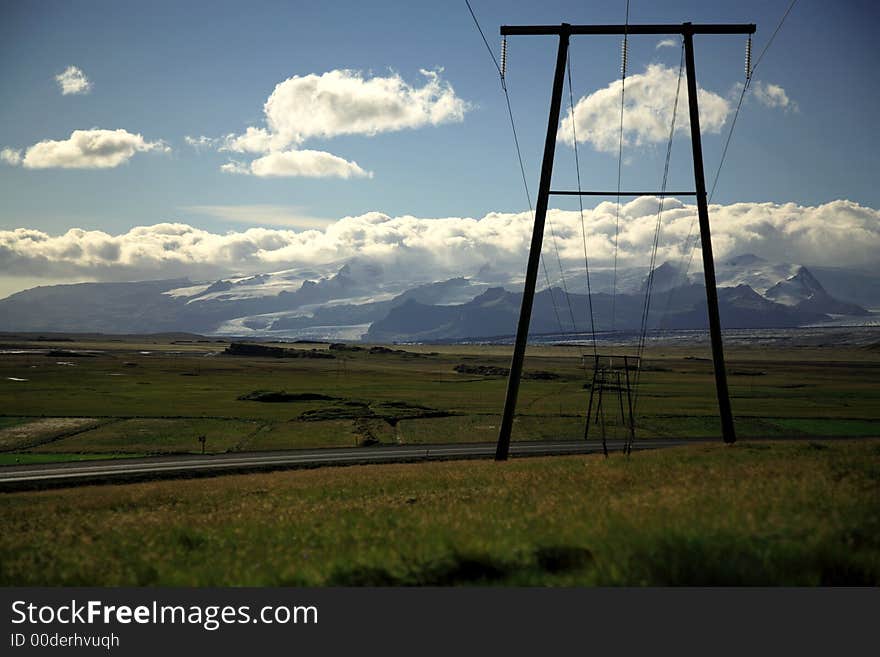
xmin=0 ymin=255 xmax=871 ymax=340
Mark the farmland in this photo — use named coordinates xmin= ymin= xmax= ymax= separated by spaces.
xmin=1 ymin=334 xmax=879 ymax=461
xmin=2 ymin=333 xmax=879 ymax=586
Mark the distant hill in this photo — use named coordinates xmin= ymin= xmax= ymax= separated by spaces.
xmin=807 ymin=266 xmax=880 ymax=309
xmin=0 ymin=255 xmax=871 ymax=340
xmin=366 ymin=281 xmax=836 ymax=343
xmin=0 ymin=279 xmax=192 ymax=333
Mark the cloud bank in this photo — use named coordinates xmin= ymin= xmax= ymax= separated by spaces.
xmin=190 ymin=68 xmax=468 ymax=178
xmin=55 ymin=66 xmax=92 ymax=95
xmin=1 ymin=200 xmax=876 ymax=288
xmin=2 ymin=129 xmax=169 ymax=169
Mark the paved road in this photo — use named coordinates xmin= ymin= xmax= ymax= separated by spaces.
xmin=0 ymin=438 xmax=711 ymax=490
xmin=5 ymin=435 xmax=870 ymax=490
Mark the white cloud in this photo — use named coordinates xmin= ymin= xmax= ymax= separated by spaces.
xmin=750 ymin=80 xmax=796 ymax=111
xmin=559 ymin=64 xmax=731 ymax=153
xmin=219 ymin=127 xmax=274 ymax=154
xmin=245 ymin=68 xmax=468 ymax=149
xmin=248 ymin=150 xmax=371 ymax=179
xmin=1 ymin=200 xmax=877 ymax=284
xmin=202 ymin=68 xmax=468 ymax=178
xmin=4 ymin=129 xmax=169 ymax=169
xmin=55 ymin=66 xmax=92 ymax=95
xmin=218 ymin=160 xmax=249 ymax=175
xmin=0 ymin=148 xmax=22 ymax=166
xmin=656 ymin=39 xmax=678 ymax=49
xmin=184 ymin=135 xmax=219 ymax=151
xmin=218 ymin=150 xmax=371 ymax=179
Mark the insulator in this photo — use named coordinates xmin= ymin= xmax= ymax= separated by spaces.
xmin=744 ymin=35 xmax=752 ymax=79
xmin=620 ymin=36 xmax=629 ymax=77
xmin=500 ymin=36 xmax=508 ymax=79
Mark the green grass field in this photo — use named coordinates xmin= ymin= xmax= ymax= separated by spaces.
xmin=1 ymin=336 xmax=878 ymax=460
xmin=2 ymin=440 xmax=878 ymax=586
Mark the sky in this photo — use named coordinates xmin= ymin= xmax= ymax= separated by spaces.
xmin=0 ymin=0 xmax=878 ymax=298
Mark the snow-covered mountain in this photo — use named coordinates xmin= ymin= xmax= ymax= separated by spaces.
xmin=0 ymin=254 xmax=870 ymax=340
xmin=716 ymin=253 xmax=801 ymax=294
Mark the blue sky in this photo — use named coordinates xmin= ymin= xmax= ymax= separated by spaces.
xmin=0 ymin=0 xmax=878 ymax=295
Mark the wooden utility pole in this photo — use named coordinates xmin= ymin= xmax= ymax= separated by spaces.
xmin=682 ymin=24 xmax=736 ymax=444
xmin=495 ymin=22 xmax=754 ymax=460
xmin=495 ymin=25 xmax=570 ymax=461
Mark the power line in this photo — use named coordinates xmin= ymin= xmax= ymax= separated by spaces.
xmin=610 ymin=0 xmax=631 ymax=345
xmin=465 ymin=0 xmax=502 ymax=78
xmin=751 ymin=0 xmax=798 ymax=75
xmin=669 ymin=0 xmax=799 ymax=314
xmin=633 ymin=38 xmax=685 ymax=417
xmin=708 ymin=78 xmax=749 ymax=203
xmin=709 ymin=0 xmax=798 ymax=203
xmin=464 ymin=0 xmax=568 ymax=336
xmin=567 ymin=55 xmax=598 ymax=357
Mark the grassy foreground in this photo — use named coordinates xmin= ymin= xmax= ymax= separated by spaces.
xmin=2 ymin=440 xmax=878 ymax=586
